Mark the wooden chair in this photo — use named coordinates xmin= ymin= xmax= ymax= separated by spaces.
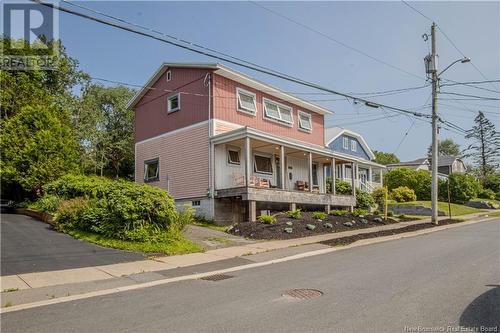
xmin=259 ymin=178 xmax=270 ymax=188
xmin=296 ymin=181 xmax=309 ymax=191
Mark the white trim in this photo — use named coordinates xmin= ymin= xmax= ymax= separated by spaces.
xmin=236 ymin=87 xmax=257 ymax=115
xmin=167 ymin=93 xmax=181 ymax=113
xmin=253 ymin=152 xmax=273 ymax=175
xmin=326 ymin=127 xmax=376 ymax=160
xmin=297 ymin=110 xmax=312 ymax=133
xmin=226 ymin=145 xmax=241 ymax=166
xmin=262 ymin=97 xmax=293 ymax=126
xmin=351 ymin=140 xmax=357 ymax=152
xmin=136 ymin=120 xmax=210 ymax=145
xmin=343 ymin=137 xmax=349 ymax=149
xmin=144 ymin=157 xmax=160 ymax=182
xmin=166 ymin=70 xmax=172 ymax=82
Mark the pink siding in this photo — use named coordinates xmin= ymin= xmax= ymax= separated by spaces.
xmin=214 ymin=120 xmax=243 ymax=135
xmin=135 ymin=123 xmax=210 ymax=199
xmin=213 ymin=74 xmax=325 ymax=146
xmin=134 ymin=67 xmax=212 ymax=142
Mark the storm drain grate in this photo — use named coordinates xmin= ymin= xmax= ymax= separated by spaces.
xmin=200 ymin=274 xmax=234 ymax=282
xmin=283 ymin=289 xmax=323 ymax=300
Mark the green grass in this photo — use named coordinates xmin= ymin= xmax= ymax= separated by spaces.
xmin=67 ymin=230 xmax=203 ymax=255
xmin=470 ymin=198 xmax=500 ymax=206
xmin=390 ymin=201 xmax=484 ymax=216
xmin=192 ymin=220 xmax=229 ymax=233
xmin=485 ymin=211 xmax=500 ymax=217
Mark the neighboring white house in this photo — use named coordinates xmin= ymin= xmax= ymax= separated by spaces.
xmin=387 ymin=156 xmax=467 ymax=178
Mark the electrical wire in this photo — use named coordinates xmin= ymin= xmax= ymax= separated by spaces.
xmin=439 ymin=92 xmax=500 ymax=101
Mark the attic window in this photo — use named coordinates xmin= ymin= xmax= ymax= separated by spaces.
xmin=166 ymin=70 xmax=172 ymax=81
xmin=167 ymin=93 xmax=180 ymax=113
xmin=263 ymin=98 xmax=292 ymax=125
xmin=351 ymin=140 xmax=357 ymax=152
xmin=236 ymin=88 xmax=257 ymax=114
xmin=343 ymin=137 xmax=349 ymax=149
xmin=298 ymin=111 xmax=312 ymax=132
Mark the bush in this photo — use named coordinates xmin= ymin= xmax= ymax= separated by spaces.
xmin=373 ymin=210 xmax=380 ymax=216
xmin=478 ymin=188 xmax=496 ymax=200
xmin=330 ymin=209 xmax=347 ymax=216
xmin=444 ymin=174 xmax=481 ymax=204
xmin=335 ymin=180 xmax=352 ymax=195
xmin=312 ymin=211 xmax=327 ymax=220
xmin=31 ymin=194 xmax=61 ymax=213
xmin=352 ymin=208 xmax=368 ymax=217
xmin=391 ymin=186 xmax=417 ymax=203
xmin=371 ymin=187 xmax=388 ymax=207
xmin=387 ymin=211 xmax=394 ymax=217
xmin=497 ymin=191 xmax=500 ymax=201
xmin=385 ymin=168 xmax=431 ymax=200
xmin=49 ymin=175 xmax=179 ymax=241
xmin=258 ymin=214 xmax=276 ymax=224
xmin=287 ymin=209 xmax=302 ymax=219
xmin=356 ymin=190 xmax=375 ymax=209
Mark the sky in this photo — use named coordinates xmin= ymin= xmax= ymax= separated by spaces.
xmin=53 ymin=1 xmax=499 ymax=161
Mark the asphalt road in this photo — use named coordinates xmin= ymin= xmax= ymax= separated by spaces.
xmin=1 ymin=214 xmax=144 ymax=275
xmin=2 ymin=219 xmax=499 ymax=333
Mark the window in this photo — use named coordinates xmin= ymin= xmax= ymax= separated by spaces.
xmin=166 ymin=70 xmax=172 ymax=82
xmin=167 ymin=93 xmax=180 ymax=113
xmin=192 ymin=200 xmax=201 ymax=207
xmin=312 ymin=163 xmax=319 ymax=186
xmin=236 ymin=88 xmax=257 ymax=114
xmin=343 ymin=137 xmax=349 ymax=149
xmin=227 ymin=148 xmax=241 ymax=165
xmin=254 ymin=154 xmax=273 ymax=174
xmin=345 ymin=165 xmax=352 ymax=179
xmin=298 ymin=111 xmax=312 ymax=132
xmin=351 ymin=140 xmax=357 ymax=152
xmin=144 ymin=158 xmax=159 ymax=182
xmin=263 ymin=98 xmax=293 ymax=125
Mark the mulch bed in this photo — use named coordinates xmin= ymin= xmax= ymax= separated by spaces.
xmin=319 ymin=219 xmax=463 ymax=247
xmin=228 ymin=211 xmax=414 ymax=240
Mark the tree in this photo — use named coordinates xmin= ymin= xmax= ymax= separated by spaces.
xmin=465 ymin=111 xmax=500 ymax=180
xmin=427 ymin=138 xmax=461 ymax=157
xmin=73 ymin=84 xmax=136 ymax=178
xmin=373 ymin=150 xmax=400 ymax=165
xmin=0 ymin=105 xmax=80 ymax=196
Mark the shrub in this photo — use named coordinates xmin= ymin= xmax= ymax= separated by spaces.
xmin=352 ymin=208 xmax=368 ymax=217
xmin=356 ymin=190 xmax=375 ymax=209
xmin=312 ymin=211 xmax=327 ymax=220
xmin=391 ymin=186 xmax=417 ymax=203
xmin=373 ymin=210 xmax=380 ymax=216
xmin=385 ymin=168 xmax=431 ymax=200
xmin=55 ymin=197 xmax=92 ymax=232
xmin=398 ymin=214 xmax=406 ymax=219
xmin=387 ymin=211 xmax=394 ymax=217
xmin=258 ymin=214 xmax=276 ymax=224
xmin=496 ymin=191 xmax=500 ymax=201
xmin=371 ymin=187 xmax=388 ymax=207
xmin=330 ymin=209 xmax=347 ymax=216
xmin=287 ymin=209 xmax=302 ymax=219
xmin=31 ymin=194 xmax=61 ymax=213
xmin=478 ymin=188 xmax=495 ymax=200
xmin=335 ymin=180 xmax=352 ymax=195
xmin=445 ymin=174 xmax=481 ymax=204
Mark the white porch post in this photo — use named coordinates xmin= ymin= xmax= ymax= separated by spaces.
xmin=331 ymin=158 xmax=336 ymax=195
xmin=280 ymin=145 xmax=285 ymax=190
xmin=245 ymin=136 xmax=251 ymax=187
xmin=308 ymin=152 xmax=313 ymax=192
xmin=369 ymin=166 xmax=373 ymax=184
xmin=380 ymin=169 xmax=384 ymax=186
xmin=342 ymin=164 xmax=346 ymax=181
xmin=351 ymin=162 xmax=356 ymax=196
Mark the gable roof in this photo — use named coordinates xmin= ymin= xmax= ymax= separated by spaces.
xmin=437 ymin=156 xmax=463 ymax=167
xmin=324 ymin=126 xmax=375 ymax=160
xmin=387 ymin=156 xmax=464 ymax=168
xmin=127 ymin=63 xmax=332 ymax=115
xmin=388 ymin=158 xmax=429 ymax=167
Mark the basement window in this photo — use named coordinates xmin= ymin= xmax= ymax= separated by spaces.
xmin=144 ymin=158 xmax=159 ymax=182
xmin=167 ymin=93 xmax=180 ymax=113
xmin=298 ymin=111 xmax=312 ymax=132
xmin=236 ymin=88 xmax=257 ymax=114
xmin=254 ymin=154 xmax=273 ymax=174
xmin=192 ymin=200 xmax=201 ymax=207
xmin=263 ymin=98 xmax=293 ymax=125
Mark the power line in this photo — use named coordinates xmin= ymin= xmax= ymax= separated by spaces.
xmin=439 ymin=92 xmax=500 ymax=101
xmin=34 ymin=0 xmax=432 ymax=121
xmin=440 ymin=80 xmax=500 ymax=94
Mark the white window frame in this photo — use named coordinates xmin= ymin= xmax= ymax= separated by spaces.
xmin=236 ymin=87 xmax=257 ymax=115
xmin=351 ymin=140 xmax=357 ymax=152
xmin=343 ymin=137 xmax=349 ymax=149
xmin=167 ymin=93 xmax=180 ymax=113
xmin=227 ymin=146 xmax=241 ymax=166
xmin=263 ymin=98 xmax=293 ymax=126
xmin=166 ymin=70 xmax=172 ymax=82
xmin=191 ymin=200 xmax=201 ymax=207
xmin=253 ymin=153 xmax=273 ymax=175
xmin=298 ymin=110 xmax=312 ymax=132
xmin=144 ymin=158 xmax=159 ymax=182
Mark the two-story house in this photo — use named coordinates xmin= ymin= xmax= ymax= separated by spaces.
xmin=130 ymin=63 xmax=382 ymax=224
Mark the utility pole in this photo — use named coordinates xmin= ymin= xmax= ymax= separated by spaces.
xmin=430 ymin=22 xmax=439 ymax=225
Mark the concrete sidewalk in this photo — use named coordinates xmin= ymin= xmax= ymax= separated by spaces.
xmin=2 ymin=211 xmax=494 ymax=294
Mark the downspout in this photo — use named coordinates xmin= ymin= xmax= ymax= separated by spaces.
xmin=205 ymin=73 xmax=214 ymax=216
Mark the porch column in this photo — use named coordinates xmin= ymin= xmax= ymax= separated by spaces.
xmin=280 ymin=145 xmax=285 ymax=190
xmin=248 ymin=200 xmax=256 ymax=222
xmin=331 ymin=158 xmax=336 ymax=195
xmin=308 ymin=152 xmax=313 ymax=192
xmin=245 ymin=136 xmax=251 ymax=187
xmin=380 ymin=169 xmax=384 ymax=186
xmin=351 ymin=162 xmax=356 ymax=197
xmin=369 ymin=166 xmax=373 ymax=183
xmin=342 ymin=164 xmax=346 ymax=180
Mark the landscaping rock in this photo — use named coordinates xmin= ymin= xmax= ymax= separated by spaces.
xmin=466 ymin=200 xmax=499 ymax=209
xmin=358 ymin=215 xmax=365 ymax=218
xmin=351 ymin=220 xmax=356 ymax=225
xmin=373 ymin=217 xmax=384 ymax=224
xmin=306 ymin=224 xmax=316 ymax=231
xmin=323 ymin=223 xmax=333 ymax=228
xmin=343 ymin=222 xmax=354 ymax=227
xmin=284 ymin=227 xmax=293 ymax=234
xmin=360 ymin=219 xmax=368 ymax=225
xmin=286 ymin=221 xmax=293 ymax=226
xmin=317 ymin=219 xmax=323 ymax=223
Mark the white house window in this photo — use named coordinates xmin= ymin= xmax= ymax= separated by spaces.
xmin=343 ymin=137 xmax=349 ymax=149
xmin=144 ymin=158 xmax=159 ymax=182
xmin=236 ymin=88 xmax=257 ymax=114
xmin=166 ymin=70 xmax=172 ymax=82
xmin=254 ymin=154 xmax=273 ymax=174
xmin=227 ymin=148 xmax=241 ymax=165
xmin=192 ymin=200 xmax=201 ymax=207
xmin=263 ymin=98 xmax=293 ymax=125
xmin=298 ymin=111 xmax=312 ymax=132
xmin=351 ymin=140 xmax=357 ymax=152
xmin=167 ymin=93 xmax=180 ymax=113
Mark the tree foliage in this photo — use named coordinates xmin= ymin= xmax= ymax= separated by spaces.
xmin=373 ymin=150 xmax=400 ymax=165
xmin=427 ymin=138 xmax=461 ymax=158
xmin=385 ymin=168 xmax=432 ymax=200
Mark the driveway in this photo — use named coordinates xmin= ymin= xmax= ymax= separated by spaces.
xmin=1 ymin=214 xmax=144 ymax=276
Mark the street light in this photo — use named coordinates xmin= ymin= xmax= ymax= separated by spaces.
xmin=438 ymin=57 xmax=470 ymax=78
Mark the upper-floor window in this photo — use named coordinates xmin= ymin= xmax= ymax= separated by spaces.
xmin=227 ymin=147 xmax=241 ymax=165
xmin=236 ymin=88 xmax=257 ymax=115
xmin=263 ymin=98 xmax=293 ymax=126
xmin=343 ymin=137 xmax=349 ymax=149
xmin=298 ymin=111 xmax=312 ymax=132
xmin=254 ymin=154 xmax=273 ymax=174
xmin=351 ymin=140 xmax=357 ymax=152
xmin=166 ymin=70 xmax=172 ymax=82
xmin=144 ymin=158 xmax=159 ymax=182
xmin=167 ymin=93 xmax=180 ymax=113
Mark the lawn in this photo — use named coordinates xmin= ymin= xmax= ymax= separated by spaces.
xmin=68 ymin=230 xmax=203 ymax=255
xmin=390 ymin=201 xmax=484 ymax=216
xmin=470 ymin=198 xmax=500 ymax=206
